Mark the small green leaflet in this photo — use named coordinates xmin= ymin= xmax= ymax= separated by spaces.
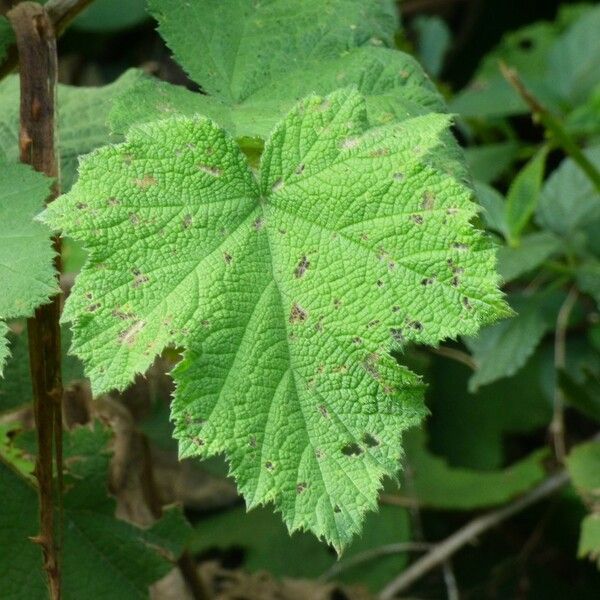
xmin=44 ymin=89 xmax=506 ymax=550
xmin=566 ymin=440 xmax=600 ymax=566
xmin=0 ymin=160 xmax=57 ymax=376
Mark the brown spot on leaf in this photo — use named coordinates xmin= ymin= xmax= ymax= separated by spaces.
xmin=296 ymin=482 xmax=307 ymax=494
xmin=197 ymin=164 xmax=222 ymax=176
xmin=294 ymin=256 xmax=310 ymax=278
xmin=289 ymin=303 xmax=308 ymax=324
xmin=223 ymin=252 xmax=233 ymax=265
xmin=390 ymin=328 xmax=404 ymax=343
xmin=134 ymin=175 xmax=157 ymax=188
xmin=341 ymin=442 xmax=363 ymax=456
xmin=182 ymin=214 xmax=193 ymax=229
xmin=362 ymin=433 xmax=379 ymax=447
xmin=118 ymin=320 xmax=146 ymax=346
xmin=87 ymin=303 xmax=101 ymax=312
xmin=253 ymin=217 xmax=264 ymax=231
xmin=411 ymin=214 xmax=424 ymax=225
xmin=421 ymin=191 xmax=435 ymax=210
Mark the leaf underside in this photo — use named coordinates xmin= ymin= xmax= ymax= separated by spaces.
xmin=45 ymin=88 xmax=506 ymax=550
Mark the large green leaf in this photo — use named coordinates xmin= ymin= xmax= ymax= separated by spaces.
xmin=111 ymin=0 xmax=465 ymax=177
xmin=44 ymin=89 xmax=506 ymax=550
xmin=0 ymin=424 xmax=191 ymax=599
xmin=109 ymin=47 xmax=445 ymax=142
xmin=0 ymin=160 xmax=57 ymax=375
xmin=148 ymin=0 xmax=397 ymax=103
xmin=0 ymin=70 xmax=139 ymax=190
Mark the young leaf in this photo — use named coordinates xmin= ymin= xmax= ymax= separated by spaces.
xmin=505 ymin=147 xmax=548 ymax=246
xmin=44 ymin=89 xmax=507 ymax=550
xmin=0 ymin=160 xmax=57 ymax=375
xmin=473 ymin=181 xmax=509 ymax=239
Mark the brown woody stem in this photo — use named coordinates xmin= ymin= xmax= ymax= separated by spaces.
xmin=0 ymin=0 xmax=94 ymax=79
xmin=8 ymin=3 xmax=63 ymax=599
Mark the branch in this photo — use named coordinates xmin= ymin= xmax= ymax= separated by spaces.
xmin=378 ymin=470 xmax=570 ymax=599
xmin=0 ymin=0 xmax=94 ymax=79
xmin=430 ymin=345 xmax=476 ymax=370
xmin=7 ymin=3 xmax=63 ymax=598
xmin=500 ymin=62 xmax=600 ymax=193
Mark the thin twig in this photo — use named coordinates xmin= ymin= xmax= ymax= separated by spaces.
xmin=500 ymin=62 xmax=600 ymax=193
xmin=320 ymin=542 xmax=432 ymax=581
xmin=551 ymin=287 xmax=578 ymax=463
xmin=8 ymin=3 xmax=63 ymax=598
xmin=442 ymin=560 xmax=459 ymax=600
xmin=378 ymin=470 xmax=570 ymax=599
xmin=0 ymin=0 xmax=94 ymax=79
xmin=430 ymin=346 xmax=477 ymax=370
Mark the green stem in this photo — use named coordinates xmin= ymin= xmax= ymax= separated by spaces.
xmin=500 ymin=62 xmax=600 ymax=193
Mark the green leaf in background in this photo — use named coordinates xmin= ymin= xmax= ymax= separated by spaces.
xmin=497 ymin=231 xmax=562 ymax=282
xmin=473 ymin=180 xmax=509 ymax=239
xmin=547 ymin=5 xmax=600 ymax=106
xmin=149 ymin=0 xmax=397 ymax=103
xmin=112 ymin=0 xmax=467 ymax=176
xmin=505 ymin=147 xmax=548 ymax=246
xmin=558 ymin=369 xmax=600 ymax=422
xmin=43 ymin=88 xmax=506 ymax=550
xmin=189 ymin=503 xmax=411 ymax=591
xmin=579 ymin=515 xmax=600 ymax=568
xmin=0 ymin=161 xmax=57 ymax=376
xmin=402 ymin=430 xmax=549 ymax=509
xmin=576 ymin=260 xmax=600 ymax=308
xmin=465 ymin=293 xmax=556 ymax=392
xmin=465 ymin=141 xmax=519 ymax=184
xmin=427 ymin=352 xmax=553 ymax=470
xmin=0 ymin=325 xmax=83 ymax=414
xmin=536 ymin=146 xmax=600 ymax=253
xmin=0 ymin=70 xmax=139 ymax=190
xmin=450 ymin=4 xmax=597 ymax=118
xmin=566 ymin=440 xmax=600 ymax=566
xmin=73 ymin=0 xmax=147 ymax=32
xmin=0 ymin=16 xmax=14 ymax=64
xmin=413 ymin=15 xmax=451 ymax=78
xmin=0 ymin=425 xmax=190 ymax=600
